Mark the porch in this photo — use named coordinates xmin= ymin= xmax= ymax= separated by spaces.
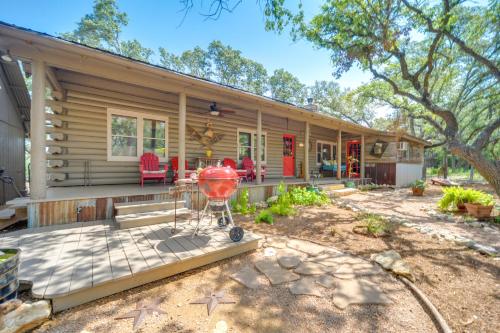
xmin=0 ymin=219 xmax=260 ymax=312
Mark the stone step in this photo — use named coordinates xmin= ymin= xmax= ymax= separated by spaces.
xmin=114 ymin=200 xmax=185 ymax=215
xmin=319 ymin=183 xmax=345 ymax=192
xmin=328 ymin=188 xmax=358 ymax=197
xmin=115 ymin=208 xmax=191 ymax=229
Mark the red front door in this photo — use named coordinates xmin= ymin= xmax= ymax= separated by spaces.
xmin=346 ymin=140 xmax=361 ymax=178
xmin=282 ymin=134 xmax=295 ymax=176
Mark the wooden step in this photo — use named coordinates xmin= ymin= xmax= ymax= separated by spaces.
xmin=115 ymin=208 xmax=191 ymax=229
xmin=319 ymin=184 xmax=345 ymax=191
xmin=114 ymin=200 xmax=185 ymax=215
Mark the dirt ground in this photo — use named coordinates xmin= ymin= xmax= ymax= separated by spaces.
xmin=34 ymin=198 xmax=499 ymax=333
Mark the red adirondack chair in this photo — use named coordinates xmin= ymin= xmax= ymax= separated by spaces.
xmin=171 ymin=156 xmax=196 ymax=182
xmin=139 ymin=153 xmax=168 ymax=187
xmin=223 ymin=158 xmax=250 ymax=182
xmin=241 ymin=156 xmax=266 ymax=181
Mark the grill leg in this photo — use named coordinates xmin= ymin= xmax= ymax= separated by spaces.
xmin=225 ymin=201 xmax=235 ymax=227
xmin=194 ymin=201 xmax=210 ymax=237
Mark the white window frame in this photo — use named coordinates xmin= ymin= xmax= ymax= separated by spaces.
xmin=237 ymin=128 xmax=267 ymax=164
xmin=107 ymin=108 xmax=169 ymax=162
xmin=316 ymin=140 xmax=337 ymax=166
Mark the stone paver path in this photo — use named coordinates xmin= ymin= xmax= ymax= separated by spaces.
xmin=332 ymin=261 xmax=384 ymax=279
xmin=286 ymin=239 xmax=325 ymax=256
xmin=316 ymin=274 xmax=336 ymax=288
xmin=255 ymin=258 xmax=301 ymax=285
xmin=277 ymin=248 xmax=306 ymax=269
xmin=332 ymin=278 xmax=392 ymax=309
xmin=230 ymin=266 xmax=265 ymax=289
xmin=289 ymin=277 xmax=323 ymax=297
xmin=294 ymin=262 xmax=331 ymax=275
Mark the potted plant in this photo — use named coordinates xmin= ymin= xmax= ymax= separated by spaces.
xmin=464 ymin=192 xmax=495 ymax=219
xmin=438 ymin=187 xmax=474 ymax=212
xmin=410 ymin=179 xmax=426 ymax=196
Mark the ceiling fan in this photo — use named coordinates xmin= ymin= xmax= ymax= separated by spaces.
xmin=207 ymin=102 xmax=236 ymax=117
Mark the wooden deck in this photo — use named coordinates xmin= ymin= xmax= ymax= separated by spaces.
xmin=0 ymin=220 xmax=260 ymax=312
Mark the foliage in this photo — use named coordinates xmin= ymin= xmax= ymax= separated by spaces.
xmin=255 ymin=209 xmax=274 ymax=225
xmin=357 ymin=213 xmax=392 ymax=236
xmin=345 ymin=181 xmax=356 ymax=189
xmin=269 ymin=68 xmax=306 ymax=105
xmin=410 ymin=180 xmax=426 ymax=190
xmin=61 ymin=0 xmax=153 ymax=61
xmin=230 ymin=187 xmax=256 ymax=215
xmin=267 ymin=181 xmax=295 ymax=216
xmin=438 ymin=187 xmax=495 ymax=211
xmin=288 ymin=186 xmax=330 ymax=206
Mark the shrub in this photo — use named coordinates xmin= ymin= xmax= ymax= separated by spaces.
xmin=356 ymin=213 xmax=392 ymax=236
xmin=438 ymin=187 xmax=494 ymax=211
xmin=255 ymin=209 xmax=274 ymax=224
xmin=230 ymin=187 xmax=256 ymax=215
xmin=410 ymin=179 xmax=426 ymax=190
xmin=268 ymin=181 xmax=295 ymax=216
xmin=288 ymin=186 xmax=330 ymax=206
xmin=345 ymin=181 xmax=356 ymax=188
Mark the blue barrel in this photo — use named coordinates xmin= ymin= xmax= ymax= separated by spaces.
xmin=0 ymin=249 xmax=20 ymax=303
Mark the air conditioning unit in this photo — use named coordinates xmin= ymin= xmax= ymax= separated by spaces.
xmin=397 ymin=142 xmax=409 ymax=150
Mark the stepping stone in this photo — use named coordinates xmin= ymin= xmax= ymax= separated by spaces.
xmin=294 ymin=262 xmax=331 ymax=275
xmin=332 ymin=261 xmax=384 ymax=279
xmin=230 ymin=266 xmax=263 ymax=289
xmin=332 ymin=278 xmax=392 ymax=309
xmin=265 ymin=235 xmax=288 ymax=249
xmin=286 ymin=239 xmax=326 ymax=257
xmin=255 ymin=258 xmax=301 ymax=285
xmin=316 ymin=274 xmax=336 ymax=289
xmin=371 ymin=250 xmax=414 ymax=280
xmin=263 ymin=247 xmax=277 ymax=257
xmin=289 ymin=277 xmax=323 ymax=297
xmin=310 ymin=252 xmax=367 ymax=267
xmin=277 ymin=249 xmax=307 ymax=269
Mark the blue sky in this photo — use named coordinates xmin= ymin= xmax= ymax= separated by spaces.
xmin=1 ymin=0 xmax=371 ymax=89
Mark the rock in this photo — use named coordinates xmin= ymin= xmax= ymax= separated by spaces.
xmin=0 ymin=300 xmax=51 ymax=333
xmin=255 ymin=258 xmax=301 ymax=285
xmin=469 ymin=243 xmax=498 ymax=256
xmin=316 ymin=275 xmax=336 ymax=289
xmin=286 ymin=239 xmax=326 ymax=257
xmin=289 ymin=277 xmax=323 ymax=297
xmin=332 ymin=261 xmax=384 ymax=280
xmin=371 ymin=250 xmax=414 ymax=281
xmin=332 ymin=278 xmax=392 ymax=309
xmin=230 ymin=266 xmax=264 ymax=289
xmin=213 ymin=320 xmax=228 ymax=333
xmin=263 ymin=247 xmax=277 ymax=257
xmin=294 ymin=262 xmax=331 ymax=275
xmin=0 ymin=300 xmax=22 ymax=316
xmin=264 ymin=236 xmax=288 ymax=249
xmin=276 ymin=249 xmax=306 ymax=269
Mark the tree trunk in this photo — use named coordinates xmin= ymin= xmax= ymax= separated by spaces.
xmin=449 ymin=141 xmax=500 ymax=195
xmin=469 ymin=165 xmax=474 ymax=182
xmin=442 ymin=148 xmax=448 ymax=179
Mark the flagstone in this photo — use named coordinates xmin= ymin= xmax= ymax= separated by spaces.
xmin=264 ymin=236 xmax=288 ymax=249
xmin=294 ymin=261 xmax=331 ymax=275
xmin=277 ymin=248 xmax=307 ymax=269
xmin=316 ymin=274 xmax=336 ymax=288
xmin=289 ymin=277 xmax=323 ymax=297
xmin=230 ymin=266 xmax=264 ymax=289
xmin=332 ymin=278 xmax=392 ymax=309
xmin=286 ymin=239 xmax=326 ymax=257
xmin=308 ymin=252 xmax=365 ymax=267
xmin=255 ymin=258 xmax=301 ymax=285
xmin=332 ymin=261 xmax=384 ymax=279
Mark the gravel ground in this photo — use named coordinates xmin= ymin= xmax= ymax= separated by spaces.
xmin=33 ymin=189 xmax=499 ymax=333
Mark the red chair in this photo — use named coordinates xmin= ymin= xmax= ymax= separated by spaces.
xmin=171 ymin=156 xmax=196 ymax=182
xmin=242 ymin=156 xmax=266 ymax=182
xmin=223 ymin=158 xmax=250 ymax=182
xmin=139 ymin=153 xmax=168 ymax=187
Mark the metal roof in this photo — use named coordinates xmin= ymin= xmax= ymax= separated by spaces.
xmin=0 ymin=59 xmax=30 ymax=133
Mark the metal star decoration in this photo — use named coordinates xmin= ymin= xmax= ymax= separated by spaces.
xmin=190 ymin=290 xmax=236 ymax=316
xmin=115 ymin=297 xmax=166 ymax=330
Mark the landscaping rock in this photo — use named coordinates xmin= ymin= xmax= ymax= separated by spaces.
xmin=294 ymin=262 xmax=331 ymax=275
xmin=0 ymin=300 xmax=51 ymax=333
xmin=332 ymin=278 xmax=391 ymax=309
xmin=469 ymin=243 xmax=498 ymax=256
xmin=316 ymin=275 xmax=336 ymax=289
xmin=286 ymin=239 xmax=326 ymax=257
xmin=276 ymin=248 xmax=306 ymax=269
xmin=289 ymin=277 xmax=323 ymax=297
xmin=230 ymin=266 xmax=264 ymax=289
xmin=213 ymin=320 xmax=228 ymax=333
xmin=371 ymin=250 xmax=414 ymax=281
xmin=255 ymin=258 xmax=301 ymax=285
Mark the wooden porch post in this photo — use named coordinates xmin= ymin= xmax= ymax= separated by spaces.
xmin=304 ymin=121 xmax=310 ymax=181
xmin=178 ymin=92 xmax=186 ymax=179
xmin=256 ymin=110 xmax=262 ymax=184
xmin=361 ymin=135 xmax=365 ymax=179
xmin=30 ymin=59 xmax=47 ymax=199
xmin=337 ymin=130 xmax=342 ymax=180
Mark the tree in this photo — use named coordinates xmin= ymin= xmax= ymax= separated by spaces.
xmin=262 ymin=0 xmax=500 ymax=194
xmin=158 ymin=48 xmax=185 ymax=72
xmin=62 ymin=0 xmax=153 ymax=62
xmin=269 ymin=68 xmax=305 ymax=104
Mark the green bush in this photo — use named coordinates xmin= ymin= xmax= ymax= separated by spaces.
xmin=230 ymin=187 xmax=256 ymax=215
xmin=438 ymin=187 xmax=494 ymax=211
xmin=357 ymin=213 xmax=392 ymax=236
xmin=288 ymin=186 xmax=330 ymax=206
xmin=268 ymin=181 xmax=295 ymax=216
xmin=255 ymin=209 xmax=274 ymax=224
xmin=410 ymin=179 xmax=426 ymax=190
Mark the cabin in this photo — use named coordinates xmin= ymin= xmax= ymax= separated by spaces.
xmin=0 ymin=22 xmax=427 ymax=228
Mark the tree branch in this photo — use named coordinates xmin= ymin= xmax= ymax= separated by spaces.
xmin=473 ymin=117 xmax=500 ymax=149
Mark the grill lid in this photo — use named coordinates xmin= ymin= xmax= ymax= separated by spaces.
xmin=198 ymin=166 xmax=238 ymax=180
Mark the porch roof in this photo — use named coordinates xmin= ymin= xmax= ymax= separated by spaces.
xmin=0 ymin=21 xmax=428 ymax=146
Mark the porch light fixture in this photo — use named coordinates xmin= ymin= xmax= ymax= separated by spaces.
xmin=0 ymin=50 xmax=13 ymax=62
xmin=209 ymin=102 xmax=220 ymax=116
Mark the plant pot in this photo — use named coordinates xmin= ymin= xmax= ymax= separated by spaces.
xmin=0 ymin=249 xmax=20 ymax=303
xmin=411 ymin=187 xmax=424 ymax=196
xmin=457 ymin=203 xmax=467 ymax=212
xmin=464 ymin=203 xmax=494 ymax=219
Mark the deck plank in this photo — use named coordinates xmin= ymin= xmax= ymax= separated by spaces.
xmin=128 ymin=228 xmax=164 ymax=268
xmin=91 ymin=231 xmax=113 ymax=286
xmin=115 ymin=229 xmax=149 ymax=274
xmin=105 ymin=231 xmax=132 ymax=280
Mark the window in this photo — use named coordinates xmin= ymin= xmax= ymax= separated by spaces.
xmin=316 ymin=140 xmax=337 ymax=165
xmin=107 ymin=109 xmax=168 ymax=161
xmin=237 ymin=129 xmax=266 ymax=163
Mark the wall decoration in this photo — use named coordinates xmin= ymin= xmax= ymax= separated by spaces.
xmin=370 ymin=140 xmax=389 ymax=158
xmin=187 ymin=121 xmax=224 ymax=157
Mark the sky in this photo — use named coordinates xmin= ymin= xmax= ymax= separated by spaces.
xmin=0 ymin=0 xmax=372 ymax=90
